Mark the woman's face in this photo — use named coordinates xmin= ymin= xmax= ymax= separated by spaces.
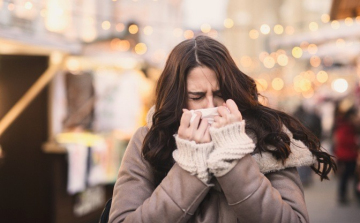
xmin=186 ymin=66 xmax=225 ymax=110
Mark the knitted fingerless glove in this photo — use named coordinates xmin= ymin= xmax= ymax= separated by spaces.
xmin=208 ymin=120 xmax=255 ymax=177
xmin=173 ymin=135 xmax=214 ymax=184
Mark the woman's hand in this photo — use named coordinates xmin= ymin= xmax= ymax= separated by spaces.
xmin=177 ymin=109 xmax=211 ymax=143
xmin=212 ymin=99 xmax=242 ymax=129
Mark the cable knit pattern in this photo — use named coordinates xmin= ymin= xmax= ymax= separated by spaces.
xmin=173 ymin=135 xmax=214 ymax=184
xmin=208 ymin=120 xmax=256 ymax=177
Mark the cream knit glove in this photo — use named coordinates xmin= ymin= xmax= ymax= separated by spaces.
xmin=208 ymin=120 xmax=255 ymax=177
xmin=173 ymin=135 xmax=214 ymax=184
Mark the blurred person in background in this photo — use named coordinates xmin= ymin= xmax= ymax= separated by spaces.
xmin=333 ymin=98 xmax=360 ymax=205
xmin=293 ymin=99 xmax=323 ymax=187
xmin=109 ymin=36 xmax=336 ymax=222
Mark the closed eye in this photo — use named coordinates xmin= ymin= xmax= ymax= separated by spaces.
xmin=188 ymin=92 xmax=205 ymax=100
xmin=190 ymin=96 xmax=203 ymax=100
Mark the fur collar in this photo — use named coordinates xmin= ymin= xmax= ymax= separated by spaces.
xmin=146 ymin=106 xmax=316 ymax=174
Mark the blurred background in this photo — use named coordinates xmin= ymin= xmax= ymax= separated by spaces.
xmin=0 ymin=0 xmax=359 ymax=222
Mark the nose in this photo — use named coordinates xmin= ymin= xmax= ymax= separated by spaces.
xmin=205 ymin=96 xmax=215 ymax=108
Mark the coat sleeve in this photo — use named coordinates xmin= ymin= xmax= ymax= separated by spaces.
xmin=109 ymin=127 xmax=211 ymax=223
xmin=216 ymin=154 xmax=309 ymax=223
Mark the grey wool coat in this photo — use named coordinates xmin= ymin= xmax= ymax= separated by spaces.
xmin=109 ymin=124 xmax=316 ymax=223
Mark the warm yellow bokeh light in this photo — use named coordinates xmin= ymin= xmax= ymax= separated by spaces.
xmin=110 ymin=38 xmax=121 ymax=50
xmin=119 ymin=40 xmax=130 ymax=51
xmin=66 ymin=58 xmax=81 ymax=71
xmin=240 ymin=56 xmax=252 ymax=68
xmin=224 ymin=18 xmax=234 ymax=28
xmin=274 ymin=25 xmax=284 ymax=34
xmin=129 ymin=24 xmax=139 ymax=34
xmin=135 ymin=43 xmax=147 ymax=55
xmin=344 ymin=17 xmax=353 ymax=26
xmin=249 ymin=29 xmax=259 ymax=39
xmin=331 ymin=20 xmax=340 ymax=29
xmin=256 ymin=78 xmax=268 ymax=92
xmin=201 ymin=23 xmax=211 ymax=33
xmin=309 ymin=22 xmax=318 ymax=31
xmin=263 ymin=56 xmax=275 ymax=68
xmin=260 ymin=24 xmax=270 ymax=34
xmin=116 ymin=23 xmax=125 ymax=32
xmin=292 ymin=47 xmax=303 ymax=58
xmin=307 ymin=44 xmax=318 ymax=54
xmin=332 ymin=78 xmax=348 ymax=93
xmin=316 ymin=71 xmax=328 ymax=83
xmin=299 ymin=79 xmax=312 ymax=92
xmin=277 ymin=54 xmax=288 ymax=66
xmin=321 ymin=14 xmax=330 ymax=23
xmin=285 ymin=26 xmax=295 ymax=35
xmin=144 ymin=26 xmax=153 ymax=35
xmin=310 ymin=56 xmax=321 ymax=67
xmin=173 ymin=28 xmax=183 ymax=37
xmin=184 ymin=30 xmax=194 ymax=39
xmin=272 ymin=78 xmax=284 ymax=91
xmin=356 ymin=16 xmax=360 ymax=24
xmin=102 ymin=21 xmax=111 ymax=30
xmin=304 ymin=70 xmax=315 ymax=81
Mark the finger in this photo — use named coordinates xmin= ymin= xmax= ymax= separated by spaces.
xmin=193 ymin=119 xmax=208 ymax=142
xmin=218 ymin=106 xmax=230 ymax=117
xmin=189 ymin=111 xmax=202 ymax=128
xmin=180 ymin=110 xmax=192 ymax=127
xmin=212 ymin=115 xmax=225 ymax=128
xmin=226 ymin=99 xmax=240 ymax=115
xmin=202 ymin=124 xmax=211 ymax=143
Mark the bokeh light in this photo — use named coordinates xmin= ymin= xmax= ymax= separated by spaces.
xmin=316 ymin=71 xmax=328 ymax=83
xmin=249 ymin=29 xmax=259 ymax=39
xmin=331 ymin=20 xmax=340 ymax=29
xmin=321 ymin=14 xmax=330 ymax=23
xmin=129 ymin=24 xmax=139 ymax=34
xmin=309 ymin=22 xmax=318 ymax=31
xmin=292 ymin=47 xmax=303 ymax=58
xmin=224 ymin=18 xmax=234 ymax=28
xmin=260 ymin=24 xmax=270 ymax=34
xmin=184 ymin=30 xmax=194 ymax=39
xmin=135 ymin=43 xmax=147 ymax=55
xmin=277 ymin=54 xmax=288 ymax=66
xmin=331 ymin=78 xmax=348 ymax=93
xmin=201 ymin=23 xmax=211 ymax=33
xmin=102 ymin=21 xmax=111 ymax=30
xmin=272 ymin=78 xmax=284 ymax=91
xmin=143 ymin=26 xmax=153 ymax=35
xmin=274 ymin=25 xmax=284 ymax=34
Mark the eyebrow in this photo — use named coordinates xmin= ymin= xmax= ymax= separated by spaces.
xmin=187 ymin=90 xmax=221 ymax=95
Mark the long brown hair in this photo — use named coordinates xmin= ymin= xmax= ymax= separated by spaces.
xmin=142 ymin=35 xmax=336 ymax=185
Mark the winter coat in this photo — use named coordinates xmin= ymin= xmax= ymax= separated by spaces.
xmin=334 ymin=118 xmax=359 ymax=161
xmin=109 ymin=124 xmax=315 ymax=223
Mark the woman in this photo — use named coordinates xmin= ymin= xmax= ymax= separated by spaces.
xmin=109 ymin=36 xmax=336 ymax=222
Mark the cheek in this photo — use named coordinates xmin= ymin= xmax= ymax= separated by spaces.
xmin=186 ymin=100 xmax=204 ymax=110
xmin=214 ymin=97 xmax=225 ymax=106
